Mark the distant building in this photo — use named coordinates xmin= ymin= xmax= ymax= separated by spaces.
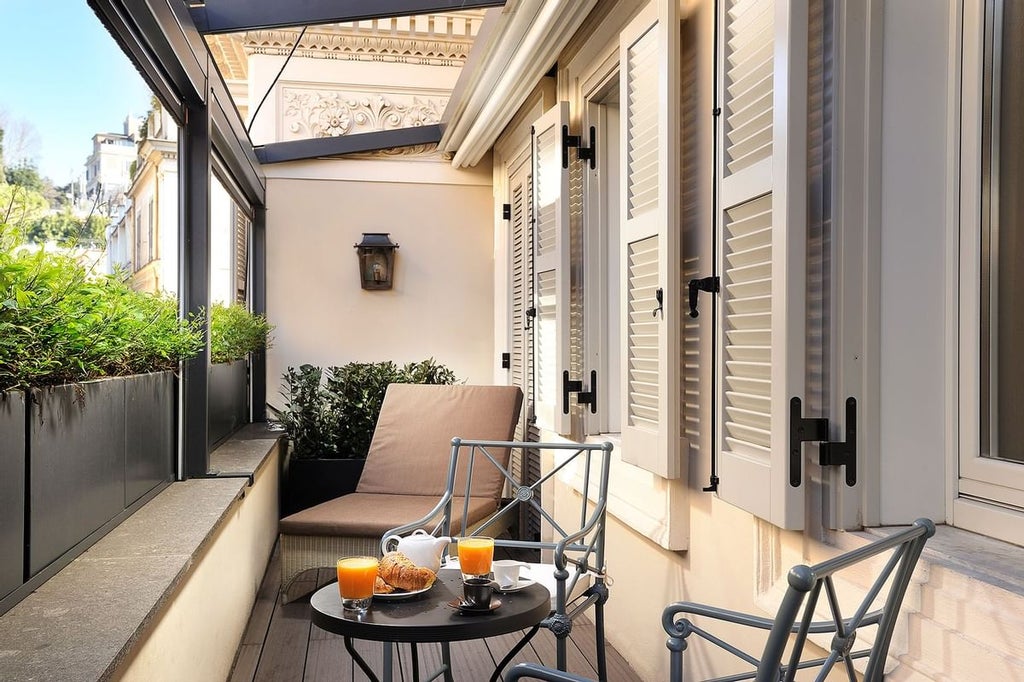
xmin=106 ymin=106 xmax=177 ymax=292
xmin=84 ymin=115 xmax=141 ymax=208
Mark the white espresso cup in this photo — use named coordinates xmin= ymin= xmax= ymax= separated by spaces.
xmin=492 ymin=559 xmax=527 ymax=589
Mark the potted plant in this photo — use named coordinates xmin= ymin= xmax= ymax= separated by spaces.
xmin=0 ymin=217 xmax=203 ymax=606
xmin=207 ymin=302 xmax=273 ymax=448
xmin=276 ymin=358 xmax=459 ymax=516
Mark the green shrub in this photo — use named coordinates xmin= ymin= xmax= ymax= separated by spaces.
xmin=0 ymin=224 xmax=204 ymax=391
xmin=278 ymin=358 xmax=461 ymax=460
xmin=209 ymin=303 xmax=273 ymax=364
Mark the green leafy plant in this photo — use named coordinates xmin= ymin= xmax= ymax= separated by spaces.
xmin=0 ymin=224 xmax=204 ymax=391
xmin=209 ymin=303 xmax=273 ymax=364
xmin=278 ymin=358 xmax=461 ymax=460
xmin=275 ymin=364 xmax=334 ymax=459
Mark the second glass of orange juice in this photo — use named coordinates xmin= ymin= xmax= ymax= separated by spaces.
xmin=457 ymin=536 xmax=494 ymax=580
xmin=336 ymin=556 xmax=378 ymax=613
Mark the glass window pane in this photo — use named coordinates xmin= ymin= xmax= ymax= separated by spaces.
xmin=983 ymin=0 xmax=1024 ymax=463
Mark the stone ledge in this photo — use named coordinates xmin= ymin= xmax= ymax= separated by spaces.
xmin=0 ymin=424 xmax=282 ymax=681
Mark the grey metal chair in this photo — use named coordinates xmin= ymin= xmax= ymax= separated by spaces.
xmin=384 ymin=438 xmax=614 ymax=681
xmin=506 ymin=517 xmax=935 ymax=682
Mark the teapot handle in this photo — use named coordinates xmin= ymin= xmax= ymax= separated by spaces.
xmin=381 ymin=534 xmax=402 ymax=553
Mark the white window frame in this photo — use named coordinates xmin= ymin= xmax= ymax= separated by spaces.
xmin=955 ymin=0 xmax=1024 ymax=546
xmin=582 ymin=58 xmax=623 ymax=439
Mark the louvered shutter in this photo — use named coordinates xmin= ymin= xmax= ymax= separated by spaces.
xmin=531 ymin=102 xmax=571 ymax=435
xmin=716 ymin=0 xmax=808 ymax=529
xmin=618 ymin=0 xmax=684 ymax=478
xmin=234 ymin=206 xmax=250 ymax=304
xmin=509 ymin=160 xmax=531 ymax=482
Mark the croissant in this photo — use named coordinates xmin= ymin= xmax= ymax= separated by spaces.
xmin=374 ymin=575 xmax=395 ymax=594
xmin=379 ymin=551 xmax=437 ymax=591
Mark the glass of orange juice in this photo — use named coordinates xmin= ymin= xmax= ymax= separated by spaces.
xmin=336 ymin=556 xmax=378 ymax=614
xmin=457 ymin=536 xmax=494 ymax=580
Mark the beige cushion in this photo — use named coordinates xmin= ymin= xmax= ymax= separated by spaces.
xmin=355 ymin=384 xmax=523 ymax=500
xmin=279 ymin=493 xmax=497 ymax=538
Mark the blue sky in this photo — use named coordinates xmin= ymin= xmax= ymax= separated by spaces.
xmin=0 ymin=0 xmax=153 ymax=185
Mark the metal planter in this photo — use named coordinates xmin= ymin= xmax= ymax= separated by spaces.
xmin=0 ymin=390 xmax=25 ymax=600
xmin=209 ymin=360 xmax=248 ymax=449
xmin=124 ymin=372 xmax=174 ymax=506
xmin=29 ymin=379 xmax=125 ymax=575
xmin=281 ymin=456 xmax=366 ymax=517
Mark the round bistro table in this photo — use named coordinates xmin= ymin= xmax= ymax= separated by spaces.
xmin=310 ymin=568 xmax=551 ymax=682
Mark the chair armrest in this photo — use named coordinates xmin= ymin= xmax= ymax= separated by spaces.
xmin=505 ymin=662 xmax=595 ymax=682
xmin=664 ymin=601 xmax=883 ymax=637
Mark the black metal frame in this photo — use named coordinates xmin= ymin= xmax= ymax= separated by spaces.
xmin=189 ymin=0 xmax=507 ymax=34
xmin=90 ymin=0 xmax=489 ymax=476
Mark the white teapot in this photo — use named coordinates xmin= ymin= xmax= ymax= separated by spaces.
xmin=381 ymin=529 xmax=450 ymax=573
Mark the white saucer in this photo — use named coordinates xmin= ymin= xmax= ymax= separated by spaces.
xmin=494 ymin=578 xmax=536 ymax=593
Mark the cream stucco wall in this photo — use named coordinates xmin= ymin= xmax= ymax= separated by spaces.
xmin=264 ymin=158 xmax=496 ymax=399
xmin=113 ymin=448 xmax=280 ymax=682
xmin=496 ymin=0 xmax=1024 ymax=679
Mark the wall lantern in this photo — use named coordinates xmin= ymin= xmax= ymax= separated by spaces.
xmin=354 ymin=232 xmax=399 ymax=290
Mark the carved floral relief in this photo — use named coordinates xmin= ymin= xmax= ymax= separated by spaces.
xmin=282 ymin=89 xmax=447 ymax=139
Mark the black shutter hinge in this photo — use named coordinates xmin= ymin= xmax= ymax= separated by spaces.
xmin=789 ymin=397 xmax=857 ymax=487
xmin=562 ymin=125 xmax=597 ymax=169
xmin=688 ymin=276 xmax=720 ymax=318
xmin=562 ymin=369 xmax=598 ymax=414
xmin=501 ymin=352 xmax=510 ymax=369
xmin=502 ymin=203 xmax=511 ymax=220
xmin=525 ymin=306 xmax=536 ymax=329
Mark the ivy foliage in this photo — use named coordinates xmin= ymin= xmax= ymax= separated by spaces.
xmin=277 ymin=359 xmax=461 ymax=460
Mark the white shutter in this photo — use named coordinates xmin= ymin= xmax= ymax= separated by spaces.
xmin=619 ymin=0 xmax=683 ymax=478
xmin=532 ymin=102 xmax=571 ymax=435
xmin=716 ymin=0 xmax=808 ymax=530
xmin=509 ymin=164 xmax=530 ymax=460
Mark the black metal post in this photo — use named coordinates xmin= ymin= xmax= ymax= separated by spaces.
xmin=180 ymin=99 xmax=212 ymax=478
xmin=251 ymin=206 xmax=268 ymax=422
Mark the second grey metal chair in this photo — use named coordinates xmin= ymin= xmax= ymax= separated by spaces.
xmin=507 ymin=517 xmax=935 ymax=682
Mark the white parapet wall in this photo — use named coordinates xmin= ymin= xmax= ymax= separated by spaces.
xmin=113 ymin=447 xmax=281 ymax=682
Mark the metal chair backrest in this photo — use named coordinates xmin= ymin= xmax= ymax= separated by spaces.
xmin=506 ymin=518 xmax=935 ymax=682
xmin=663 ymin=518 xmax=936 ymax=682
xmin=384 ymin=438 xmax=615 ymax=680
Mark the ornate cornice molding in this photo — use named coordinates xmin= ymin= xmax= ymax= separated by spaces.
xmin=282 ymin=88 xmax=447 ymax=140
xmin=245 ymin=29 xmax=473 ymax=66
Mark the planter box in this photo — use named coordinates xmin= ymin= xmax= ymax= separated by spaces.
xmin=281 ymin=456 xmax=366 ymax=517
xmin=125 ymin=372 xmax=174 ymax=506
xmin=0 ymin=391 xmax=25 ymax=600
xmin=30 ymin=379 xmax=125 ymax=575
xmin=28 ymin=372 xmax=175 ymax=577
xmin=209 ymin=360 xmax=248 ymax=449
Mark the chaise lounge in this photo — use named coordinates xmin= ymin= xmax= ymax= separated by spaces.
xmin=277 ymin=382 xmax=523 ymax=602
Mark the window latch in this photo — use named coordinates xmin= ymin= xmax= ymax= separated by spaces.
xmin=562 ymin=369 xmax=597 ymax=414
xmin=562 ymin=125 xmax=597 ymax=169
xmin=789 ymin=397 xmax=857 ymax=487
xmin=525 ymin=306 xmax=536 ymax=330
xmin=688 ymin=276 xmax=720 ymax=318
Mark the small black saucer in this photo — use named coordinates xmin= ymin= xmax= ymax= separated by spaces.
xmin=446 ymin=597 xmax=501 ymax=614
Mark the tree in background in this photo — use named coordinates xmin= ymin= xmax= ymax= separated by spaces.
xmin=27 ymin=209 xmax=107 ymax=247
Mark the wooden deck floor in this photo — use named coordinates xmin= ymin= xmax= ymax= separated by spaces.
xmin=229 ymin=547 xmax=641 ymax=682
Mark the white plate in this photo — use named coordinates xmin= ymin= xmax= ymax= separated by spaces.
xmin=494 ymin=578 xmax=537 ymax=593
xmin=373 ymin=584 xmax=432 ymax=600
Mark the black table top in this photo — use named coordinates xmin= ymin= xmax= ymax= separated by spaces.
xmin=310 ymin=568 xmax=551 ymax=643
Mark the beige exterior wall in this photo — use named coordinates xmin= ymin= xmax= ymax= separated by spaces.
xmin=264 ymin=157 xmax=496 ymax=397
xmin=113 ymin=449 xmax=280 ymax=682
xmin=488 ymin=0 xmax=1024 ymax=679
